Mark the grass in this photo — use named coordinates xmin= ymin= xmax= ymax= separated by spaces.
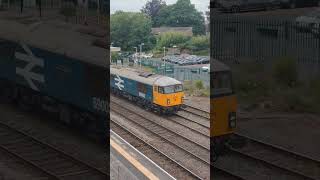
xmin=184 ymin=80 xmax=209 ymax=97
xmin=232 ymin=57 xmax=320 ymax=114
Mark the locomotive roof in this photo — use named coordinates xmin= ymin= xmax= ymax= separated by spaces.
xmin=211 ymin=59 xmax=230 ymax=72
xmin=0 ymin=14 xmax=108 ymax=67
xmin=111 ymin=66 xmax=182 ymax=86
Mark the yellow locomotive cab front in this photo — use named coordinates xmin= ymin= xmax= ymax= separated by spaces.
xmin=210 ymin=65 xmax=237 ymax=138
xmin=153 ymin=84 xmax=184 ymax=107
xmin=211 ymin=95 xmax=237 ymax=137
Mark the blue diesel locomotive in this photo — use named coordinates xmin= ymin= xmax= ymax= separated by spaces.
xmin=110 ymin=66 xmax=184 ymax=114
xmin=0 ymin=14 xmax=108 ymax=140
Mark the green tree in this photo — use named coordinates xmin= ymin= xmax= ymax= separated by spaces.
xmin=141 ymin=0 xmax=166 ymax=27
xmin=156 ymin=32 xmax=191 ymax=50
xmin=111 ymin=11 xmax=154 ymax=51
xmin=154 ymin=0 xmax=206 ymax=35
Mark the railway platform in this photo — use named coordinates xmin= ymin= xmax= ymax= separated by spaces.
xmin=110 ymin=130 xmax=176 ymax=180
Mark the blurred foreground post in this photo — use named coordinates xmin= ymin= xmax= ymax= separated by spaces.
xmin=77 ymin=0 xmax=88 ymax=25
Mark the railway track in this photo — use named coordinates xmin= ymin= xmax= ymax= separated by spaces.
xmin=182 ymin=104 xmax=210 ymax=120
xmin=181 ymin=104 xmax=320 ymax=180
xmin=0 ymin=121 xmax=108 ymax=180
xmin=232 ymin=133 xmax=320 ymax=180
xmin=110 ymin=96 xmax=210 ymax=179
xmin=110 ymin=120 xmax=201 ymax=180
xmin=111 ymin=95 xmax=320 ymax=179
xmin=212 ymin=166 xmax=245 ymax=180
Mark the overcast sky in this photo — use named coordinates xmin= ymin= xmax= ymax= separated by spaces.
xmin=110 ymin=0 xmax=209 ymax=14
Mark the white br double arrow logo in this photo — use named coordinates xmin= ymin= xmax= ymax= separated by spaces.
xmin=15 ymin=43 xmax=45 ymax=91
xmin=115 ymin=75 xmax=124 ymax=90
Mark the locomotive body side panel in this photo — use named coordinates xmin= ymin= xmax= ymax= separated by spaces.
xmin=0 ymin=40 xmax=108 ymax=117
xmin=110 ymin=73 xmax=153 ymax=101
xmin=45 ymin=50 xmax=87 ymax=110
xmin=0 ymin=39 xmax=16 ymax=82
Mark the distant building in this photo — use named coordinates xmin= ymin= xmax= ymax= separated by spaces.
xmin=151 ymin=27 xmax=193 ymax=36
xmin=111 ymin=47 xmax=121 ymax=52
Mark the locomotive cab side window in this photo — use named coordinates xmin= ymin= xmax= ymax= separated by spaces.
xmin=175 ymin=84 xmax=183 ymax=92
xmin=211 ymin=71 xmax=233 ymax=96
xmin=158 ymin=84 xmax=183 ymax=94
xmin=158 ymin=87 xmax=164 ymax=94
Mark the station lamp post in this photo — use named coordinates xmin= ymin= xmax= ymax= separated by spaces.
xmin=163 ymin=46 xmax=166 ymax=72
xmin=133 ymin=47 xmax=138 ymax=65
xmin=139 ymin=43 xmax=144 ymax=68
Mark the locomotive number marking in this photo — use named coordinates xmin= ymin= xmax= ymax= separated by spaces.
xmin=15 ymin=43 xmax=44 ymax=91
xmin=114 ymin=75 xmax=124 ymax=90
xmin=92 ymin=97 xmax=107 ymax=113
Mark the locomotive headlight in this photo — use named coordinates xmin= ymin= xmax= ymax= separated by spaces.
xmin=167 ymin=99 xmax=170 ymax=105
xmin=229 ymin=112 xmax=237 ymax=128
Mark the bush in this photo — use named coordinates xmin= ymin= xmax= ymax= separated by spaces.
xmin=272 ymin=57 xmax=298 ymax=87
xmin=195 ymin=80 xmax=204 ymax=90
xmin=183 ymin=81 xmax=194 ymax=95
xmin=188 ymin=35 xmax=209 ymax=52
xmin=156 ymin=32 xmax=191 ymax=50
xmin=111 ymin=52 xmax=119 ymax=63
xmin=199 ymin=86 xmax=210 ymax=97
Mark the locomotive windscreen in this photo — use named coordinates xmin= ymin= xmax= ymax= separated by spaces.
xmin=211 ymin=71 xmax=233 ymax=97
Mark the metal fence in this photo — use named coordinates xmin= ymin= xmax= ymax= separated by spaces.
xmin=113 ymin=58 xmax=210 ymax=87
xmin=0 ymin=0 xmax=108 ymax=26
xmin=0 ymin=0 xmax=107 ymax=11
xmin=211 ymin=15 xmax=320 ymax=79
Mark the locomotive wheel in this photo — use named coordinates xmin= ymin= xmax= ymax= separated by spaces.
xmin=17 ymin=88 xmax=34 ymax=111
xmin=145 ymin=105 xmax=151 ymax=111
xmin=211 ymin=150 xmax=218 ymax=163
